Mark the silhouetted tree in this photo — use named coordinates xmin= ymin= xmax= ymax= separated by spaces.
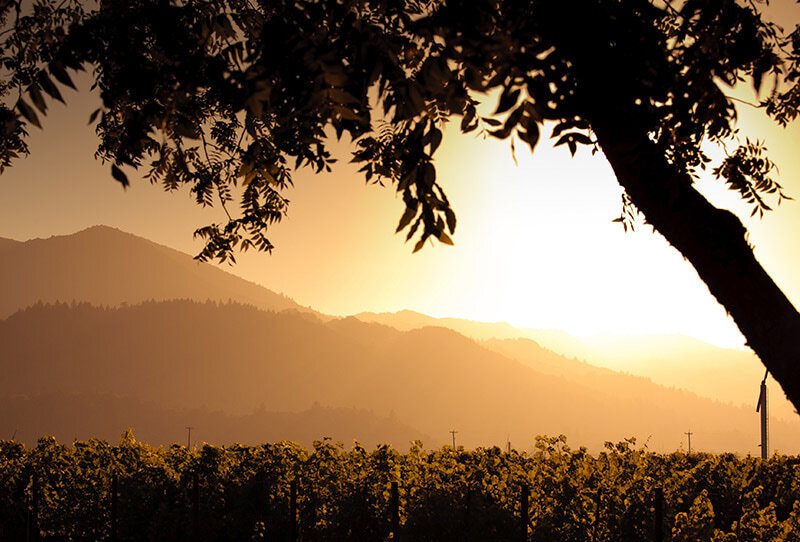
xmin=3 ymin=0 xmax=800 ymax=410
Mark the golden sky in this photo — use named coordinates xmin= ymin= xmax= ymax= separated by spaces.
xmin=2 ymin=4 xmax=800 ymax=350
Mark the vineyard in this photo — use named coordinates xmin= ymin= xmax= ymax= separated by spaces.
xmin=1 ymin=433 xmax=799 ymax=541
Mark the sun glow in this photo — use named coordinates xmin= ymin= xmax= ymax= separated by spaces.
xmin=421 ymin=122 xmax=748 ymax=347
xmin=1 ymin=77 xmax=798 ymax=351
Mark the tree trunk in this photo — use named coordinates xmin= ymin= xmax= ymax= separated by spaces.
xmin=539 ymin=0 xmax=800 ymax=414
xmin=592 ymin=112 xmax=800 ymax=414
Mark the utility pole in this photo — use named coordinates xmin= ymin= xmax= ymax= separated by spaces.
xmin=757 ymin=370 xmax=769 ymax=459
xmin=685 ymin=431 xmax=693 ymax=455
xmin=186 ymin=426 xmax=194 ymax=449
xmin=450 ymin=430 xmax=458 ymax=449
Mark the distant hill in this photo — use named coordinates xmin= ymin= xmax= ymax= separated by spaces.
xmin=0 ymin=225 xmax=310 ymax=319
xmin=0 ymin=393 xmax=429 ymax=449
xmin=579 ymin=334 xmax=797 ymax=420
xmin=2 ymin=300 xmax=798 ymax=454
xmin=355 ymin=310 xmax=797 ymax=422
xmin=0 ymin=237 xmax=21 ymax=250
xmin=355 ymin=310 xmax=591 ymax=360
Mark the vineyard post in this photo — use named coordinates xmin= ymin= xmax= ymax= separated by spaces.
xmin=391 ymin=481 xmax=399 ymax=540
xmin=262 ymin=479 xmax=269 ymax=524
xmin=653 ymin=487 xmax=664 ymax=542
xmin=27 ymin=473 xmax=39 ymax=542
xmin=192 ymin=473 xmax=199 ymax=541
xmin=592 ymin=489 xmax=602 ymax=542
xmin=290 ymin=480 xmax=298 ymax=542
xmin=757 ymin=374 xmax=769 ymax=460
xmin=464 ymin=486 xmax=472 ymax=541
xmin=110 ymin=474 xmax=118 ymax=542
xmin=520 ymin=483 xmax=529 ymax=542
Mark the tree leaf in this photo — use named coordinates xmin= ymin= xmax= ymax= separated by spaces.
xmin=494 ymin=87 xmax=520 ymax=115
xmin=48 ymin=61 xmax=76 ymax=90
xmin=28 ymin=85 xmax=47 ymax=114
xmin=438 ymin=231 xmax=454 ymax=245
xmin=15 ymin=98 xmax=41 ymax=128
xmin=503 ymin=104 xmax=525 ymax=131
xmin=519 ymin=120 xmax=540 ymax=152
xmin=429 ymin=127 xmax=443 ymax=154
xmin=88 ymin=108 xmax=102 ymax=125
xmin=460 ymin=113 xmax=473 ymax=131
xmin=445 ymin=207 xmax=456 ymax=234
xmin=37 ymin=72 xmax=64 ymax=104
xmin=396 ymin=205 xmax=417 ymax=232
xmin=572 ymin=133 xmax=593 ymax=145
xmin=111 ymin=164 xmax=130 ymax=189
xmin=489 ymin=126 xmax=512 ymax=139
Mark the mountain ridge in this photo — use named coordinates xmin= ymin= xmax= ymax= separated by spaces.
xmin=354 ymin=309 xmax=795 ymax=421
xmin=0 ymin=225 xmax=312 ymax=319
xmin=1 ymin=391 xmax=430 ymax=449
xmin=3 ymin=225 xmax=796 ymax=452
xmin=3 ymin=299 xmax=798 ymax=454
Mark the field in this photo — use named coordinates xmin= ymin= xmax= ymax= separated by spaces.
xmin=1 ymin=434 xmax=799 ymax=541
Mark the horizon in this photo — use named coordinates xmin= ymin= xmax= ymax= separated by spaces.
xmin=2 ymin=292 xmax=796 ymax=454
xmin=1 ymin=222 xmax=756 ymax=351
xmin=4 ymin=223 xmax=797 ymax=452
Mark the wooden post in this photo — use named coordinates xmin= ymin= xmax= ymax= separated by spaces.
xmin=592 ymin=489 xmax=602 ymax=542
xmin=520 ymin=483 xmax=529 ymax=542
xmin=289 ymin=480 xmax=298 ymax=542
xmin=110 ymin=474 xmax=118 ymax=542
xmin=391 ymin=481 xmax=400 ymax=540
xmin=27 ymin=474 xmax=39 ymax=542
xmin=653 ymin=487 xmax=663 ymax=542
xmin=192 ymin=473 xmax=199 ymax=541
xmin=757 ymin=376 xmax=769 ymax=459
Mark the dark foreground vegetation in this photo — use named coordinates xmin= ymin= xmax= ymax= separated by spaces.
xmin=1 ymin=434 xmax=799 ymax=541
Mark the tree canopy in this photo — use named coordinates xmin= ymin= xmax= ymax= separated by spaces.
xmin=3 ymin=0 xmax=800 ymax=411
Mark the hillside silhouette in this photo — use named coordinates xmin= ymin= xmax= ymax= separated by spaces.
xmin=3 ymin=299 xmax=798 ymax=454
xmin=0 ymin=392 xmax=427 ymax=449
xmin=356 ymin=310 xmax=796 ymax=421
xmin=0 ymin=225 xmax=309 ymax=319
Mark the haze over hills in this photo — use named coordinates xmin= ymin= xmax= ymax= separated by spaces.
xmin=355 ymin=310 xmax=797 ymax=422
xmin=3 ymin=299 xmax=799 ymax=454
xmin=0 ymin=392 xmax=428 ymax=449
xmin=2 ymin=225 xmax=797 ymax=453
xmin=0 ymin=237 xmax=21 ymax=250
xmin=355 ymin=310 xmax=591 ymax=360
xmin=0 ymin=225 xmax=310 ymax=319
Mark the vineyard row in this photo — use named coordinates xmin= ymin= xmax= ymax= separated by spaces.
xmin=1 ymin=435 xmax=799 ymax=541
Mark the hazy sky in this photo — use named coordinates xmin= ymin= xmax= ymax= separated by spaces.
xmin=2 ymin=5 xmax=800 ymax=349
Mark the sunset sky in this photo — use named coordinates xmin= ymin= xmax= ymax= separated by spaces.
xmin=2 ymin=4 xmax=800 ymax=351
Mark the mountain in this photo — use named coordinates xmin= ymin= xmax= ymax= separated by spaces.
xmin=0 ymin=225 xmax=310 ymax=319
xmin=579 ymin=334 xmax=797 ymax=419
xmin=0 ymin=237 xmax=21 ymax=250
xmin=355 ymin=310 xmax=592 ymax=360
xmin=0 ymin=393 xmax=429 ymax=449
xmin=3 ymin=300 xmax=798 ymax=454
xmin=355 ymin=310 xmax=797 ymax=422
